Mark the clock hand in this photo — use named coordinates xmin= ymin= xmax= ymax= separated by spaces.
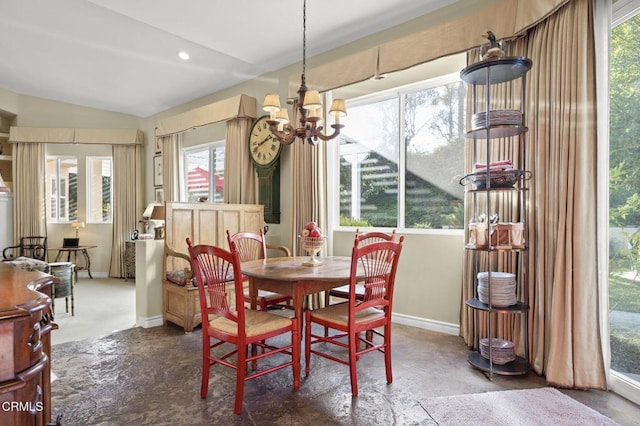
xmin=257 ymin=135 xmax=272 ymax=146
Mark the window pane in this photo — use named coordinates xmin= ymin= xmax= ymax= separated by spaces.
xmin=339 ymin=98 xmax=399 ymax=227
xmin=404 ymin=82 xmax=465 ymax=229
xmin=46 ymin=157 xmax=77 ymax=222
xmin=609 ymin=10 xmax=640 ymax=381
xmin=184 ymin=143 xmax=225 ymax=203
xmin=87 ymin=157 xmax=111 ymax=222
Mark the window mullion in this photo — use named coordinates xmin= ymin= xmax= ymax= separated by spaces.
xmin=398 ymin=93 xmax=406 ymax=229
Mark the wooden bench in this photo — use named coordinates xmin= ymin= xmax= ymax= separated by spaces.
xmin=162 ymin=202 xmax=264 ymax=333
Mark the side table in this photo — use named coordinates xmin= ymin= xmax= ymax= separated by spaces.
xmin=49 ymin=245 xmax=96 ymax=279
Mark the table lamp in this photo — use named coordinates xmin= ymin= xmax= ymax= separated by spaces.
xmin=71 ymin=221 xmax=85 ymax=238
xmin=142 ymin=203 xmax=165 ymax=239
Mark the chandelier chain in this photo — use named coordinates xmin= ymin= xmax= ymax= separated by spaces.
xmin=261 ymin=0 xmax=345 ymax=145
xmin=302 ymin=0 xmax=306 ymax=78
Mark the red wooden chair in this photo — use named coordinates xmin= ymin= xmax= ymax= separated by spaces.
xmin=187 ymin=237 xmax=300 ymax=415
xmin=304 ymin=235 xmax=404 ymax=396
xmin=226 ymin=229 xmax=293 ymax=311
xmin=325 ymin=229 xmax=396 ymax=305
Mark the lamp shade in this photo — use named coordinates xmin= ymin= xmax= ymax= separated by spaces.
xmin=302 ymin=90 xmax=322 ymax=110
xmin=71 ymin=221 xmax=85 ymax=230
xmin=143 ymin=202 xmax=164 ymax=219
xmin=262 ymin=93 xmax=282 ymax=113
xmin=275 ymin=108 xmax=290 ymax=124
xmin=329 ymin=99 xmax=347 ymax=117
xmin=150 ymin=205 xmax=165 ymax=220
xmin=307 ymin=107 xmax=323 ymax=125
xmin=0 ymin=171 xmax=9 ymax=192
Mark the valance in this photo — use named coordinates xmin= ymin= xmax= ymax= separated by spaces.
xmin=9 ymin=127 xmax=143 ymax=145
xmin=295 ymin=0 xmax=568 ymax=93
xmin=155 ymin=94 xmax=257 ymax=137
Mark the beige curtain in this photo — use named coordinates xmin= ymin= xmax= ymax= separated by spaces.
xmin=110 ymin=144 xmax=143 ymax=277
xmin=12 ymin=143 xmax=46 ymax=242
xmin=224 ymin=118 xmax=256 ymax=204
xmin=461 ymin=0 xmax=607 ymax=389
xmin=160 ymin=133 xmax=182 ymax=202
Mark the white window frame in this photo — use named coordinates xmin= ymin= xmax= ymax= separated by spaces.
xmin=329 ymin=72 xmax=465 ymax=234
xmin=86 ymin=156 xmax=112 ymax=223
xmin=181 ymin=140 xmax=225 ymax=203
xmin=607 ymin=0 xmax=640 ymax=405
xmin=46 ymin=156 xmax=77 ymax=223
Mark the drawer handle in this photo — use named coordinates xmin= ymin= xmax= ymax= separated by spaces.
xmin=40 ymin=311 xmax=54 ymax=326
xmin=30 ymin=384 xmax=43 ymax=415
xmin=28 ymin=322 xmax=42 ymax=353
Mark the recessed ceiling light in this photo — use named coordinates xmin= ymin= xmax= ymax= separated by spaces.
xmin=177 ymin=51 xmax=190 ymax=61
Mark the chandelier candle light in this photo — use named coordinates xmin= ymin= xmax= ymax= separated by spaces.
xmin=262 ymin=0 xmax=347 ymax=145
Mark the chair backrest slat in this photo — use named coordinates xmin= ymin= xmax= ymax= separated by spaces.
xmin=350 ymin=236 xmax=403 ymax=310
xmin=187 ymin=237 xmax=244 ymax=325
xmin=226 ymin=230 xmax=267 ymax=263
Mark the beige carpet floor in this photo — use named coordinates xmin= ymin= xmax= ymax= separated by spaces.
xmin=420 ymin=387 xmax=617 ymax=425
xmin=51 ymin=276 xmax=136 ymax=345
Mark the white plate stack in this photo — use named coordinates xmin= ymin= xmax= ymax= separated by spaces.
xmin=472 ymin=109 xmax=522 ymax=129
xmin=480 ymin=338 xmax=516 ymax=365
xmin=477 ymin=272 xmax=517 ymax=307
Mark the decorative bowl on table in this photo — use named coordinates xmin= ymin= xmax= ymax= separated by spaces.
xmin=299 ymin=236 xmax=326 ymax=266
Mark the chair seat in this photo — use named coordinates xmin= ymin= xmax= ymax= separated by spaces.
xmin=210 ymin=309 xmax=292 ymax=338
xmin=329 ymin=284 xmax=365 ymax=299
xmin=310 ymin=303 xmax=385 ymax=328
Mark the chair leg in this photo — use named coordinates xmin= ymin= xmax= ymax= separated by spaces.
xmin=323 ymin=291 xmax=331 ymax=337
xmin=304 ymin=310 xmax=312 ymax=377
xmin=291 ymin=317 xmax=300 ymax=389
xmin=234 ymin=343 xmax=247 ymax=414
xmin=384 ymin=324 xmax=392 ymax=384
xmin=365 ymin=329 xmax=373 ymax=344
xmin=201 ymin=339 xmax=210 ymax=398
xmin=348 ymin=330 xmax=359 ymax=396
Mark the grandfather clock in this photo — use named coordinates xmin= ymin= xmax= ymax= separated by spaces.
xmin=248 ymin=115 xmax=282 ymax=223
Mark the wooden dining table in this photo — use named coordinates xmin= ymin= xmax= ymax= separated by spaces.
xmin=241 ymin=255 xmax=363 ymax=338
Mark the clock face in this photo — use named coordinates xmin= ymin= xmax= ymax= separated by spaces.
xmin=249 ymin=116 xmax=282 ymax=168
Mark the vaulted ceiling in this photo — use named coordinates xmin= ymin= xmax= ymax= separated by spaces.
xmin=0 ymin=0 xmax=456 ymax=117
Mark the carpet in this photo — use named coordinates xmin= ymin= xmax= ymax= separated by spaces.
xmin=419 ymin=387 xmax=618 ymax=426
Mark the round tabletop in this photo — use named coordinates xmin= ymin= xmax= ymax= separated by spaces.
xmin=241 ymin=256 xmax=360 ymax=282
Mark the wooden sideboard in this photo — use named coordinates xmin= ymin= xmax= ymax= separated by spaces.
xmin=162 ymin=202 xmax=264 ymax=332
xmin=0 ymin=263 xmax=58 ymax=426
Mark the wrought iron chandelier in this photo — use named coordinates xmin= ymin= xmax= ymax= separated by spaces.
xmin=261 ymin=0 xmax=347 ymax=145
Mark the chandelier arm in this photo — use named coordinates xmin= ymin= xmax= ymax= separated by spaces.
xmin=314 ymin=124 xmax=345 ymax=141
xmin=266 ymin=121 xmax=298 ymax=145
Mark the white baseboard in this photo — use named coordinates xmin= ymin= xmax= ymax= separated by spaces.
xmin=137 ymin=315 xmax=163 ymax=329
xmin=392 ymin=312 xmax=460 ymax=336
